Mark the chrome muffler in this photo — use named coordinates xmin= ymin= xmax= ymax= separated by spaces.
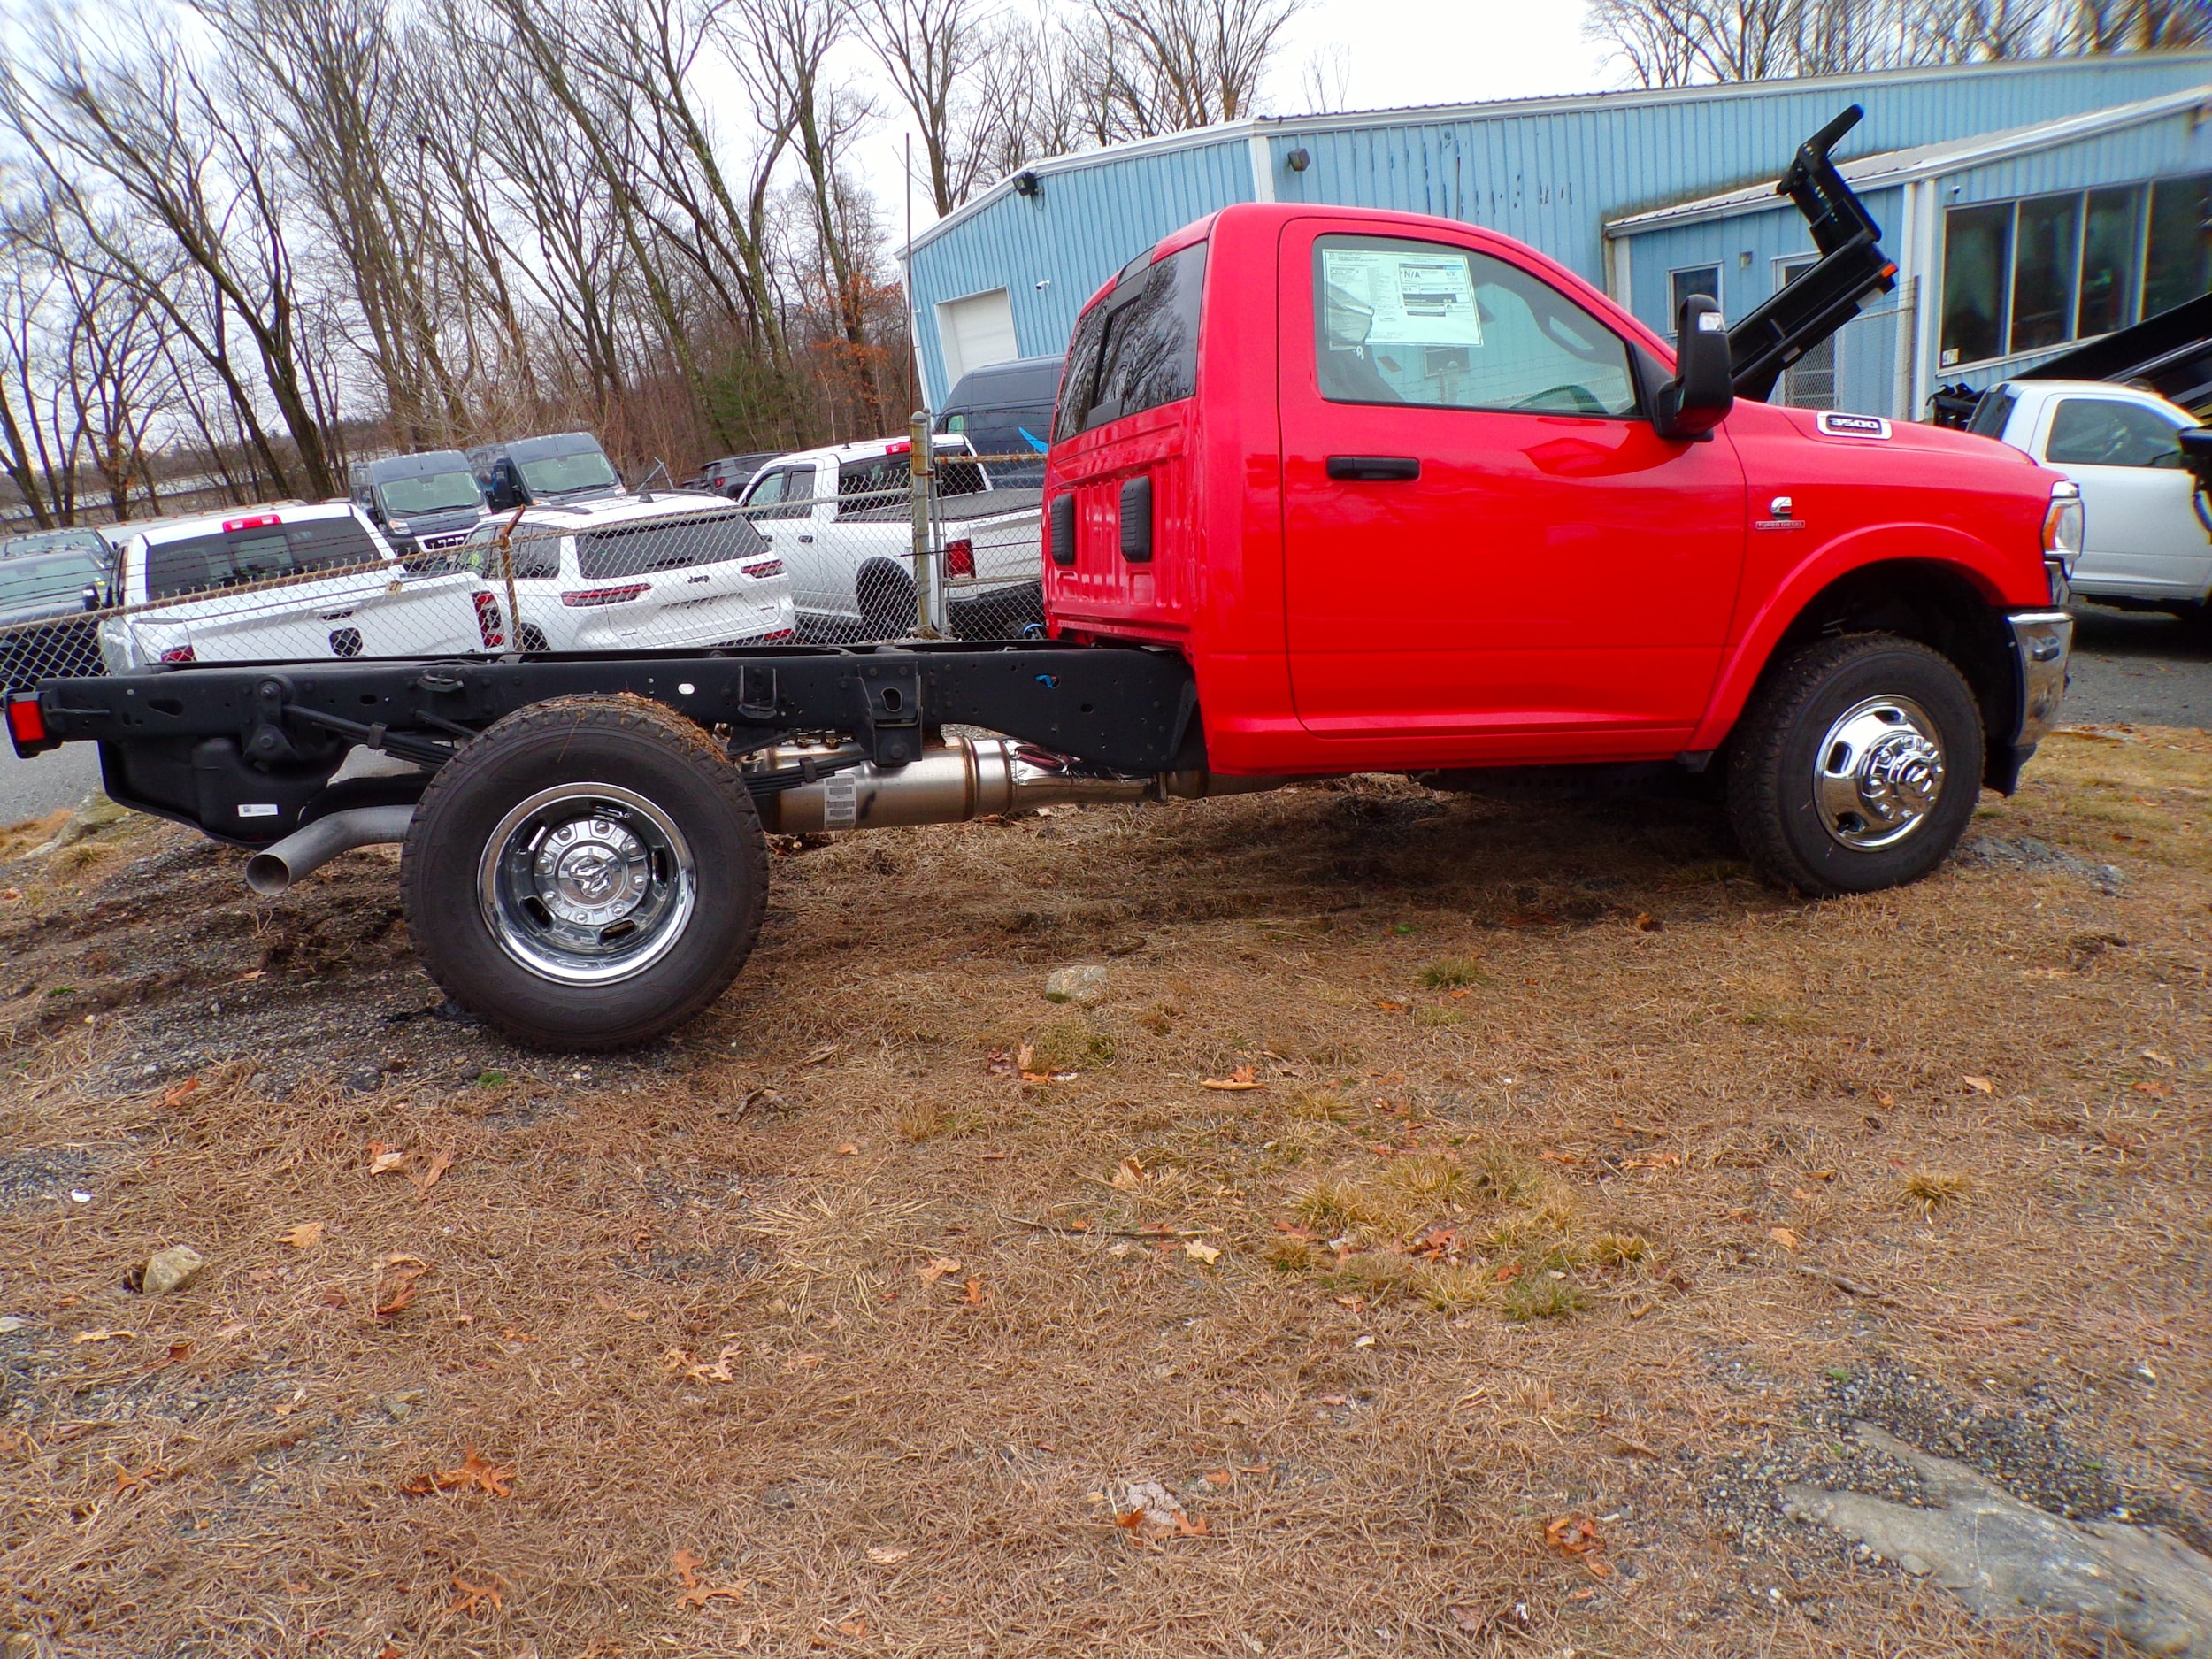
xmin=756 ymin=736 xmax=1283 ymax=833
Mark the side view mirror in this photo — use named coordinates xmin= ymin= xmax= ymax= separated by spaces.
xmin=1653 ymin=295 xmax=1734 ymax=442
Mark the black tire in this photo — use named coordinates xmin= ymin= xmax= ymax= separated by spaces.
xmin=856 ymin=559 xmax=916 ymax=640
xmin=1725 ymin=634 xmax=1984 ymax=897
xmin=401 ymin=695 xmax=766 ymax=1049
xmin=517 ymin=623 xmax=551 ymax=653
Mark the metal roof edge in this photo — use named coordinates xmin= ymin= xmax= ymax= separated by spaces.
xmin=1602 ymin=81 xmax=2212 ymax=236
xmin=907 ymin=51 xmax=2212 ymax=257
xmin=904 ymin=122 xmax=1261 ymax=258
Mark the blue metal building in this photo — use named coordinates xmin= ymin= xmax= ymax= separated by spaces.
xmin=904 ymin=53 xmax=2212 ymax=420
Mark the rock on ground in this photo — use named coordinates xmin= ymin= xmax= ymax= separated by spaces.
xmin=141 ymin=1246 xmax=206 ymax=1296
xmin=1784 ymin=1422 xmax=2212 ymax=1657
xmin=1043 ymin=964 xmax=1109 ymax=1006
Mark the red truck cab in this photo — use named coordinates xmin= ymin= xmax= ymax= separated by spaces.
xmin=1042 ymin=200 xmax=2076 ymax=896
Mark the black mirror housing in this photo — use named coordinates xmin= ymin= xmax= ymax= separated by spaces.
xmin=1654 ymin=294 xmax=1735 ymax=442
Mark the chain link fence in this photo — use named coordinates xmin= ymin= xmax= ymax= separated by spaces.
xmin=0 ymin=454 xmax=1050 ymax=695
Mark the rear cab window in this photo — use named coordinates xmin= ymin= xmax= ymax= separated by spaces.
xmin=1314 ymin=234 xmax=1638 ymax=416
xmin=143 ymin=516 xmax=386 ymax=601
xmin=836 ymin=451 xmax=985 ymax=518
xmin=1053 ymin=240 xmax=1207 ymax=441
xmin=1966 ymin=385 xmax=2017 ymax=442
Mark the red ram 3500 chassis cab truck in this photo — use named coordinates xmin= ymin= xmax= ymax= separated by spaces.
xmin=6 ymin=111 xmax=2077 ymax=1049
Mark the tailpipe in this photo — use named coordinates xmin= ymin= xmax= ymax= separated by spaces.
xmin=757 ymin=737 xmax=1285 ymax=833
xmin=244 ymin=804 xmax=417 ymax=896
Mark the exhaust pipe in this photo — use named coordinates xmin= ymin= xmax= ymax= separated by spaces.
xmin=757 ymin=736 xmax=1286 ymax=833
xmin=244 ymin=804 xmax=417 ymax=896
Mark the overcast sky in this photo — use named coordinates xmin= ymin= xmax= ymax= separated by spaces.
xmin=865 ymin=0 xmax=1614 ymax=239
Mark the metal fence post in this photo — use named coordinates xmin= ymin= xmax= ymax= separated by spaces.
xmin=909 ymin=410 xmax=941 ymax=641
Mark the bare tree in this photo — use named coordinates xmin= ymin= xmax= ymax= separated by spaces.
xmin=1086 ymin=0 xmax=1306 ymax=134
xmin=852 ymin=0 xmax=998 ymax=214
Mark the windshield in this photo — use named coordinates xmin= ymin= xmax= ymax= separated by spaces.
xmin=380 ymin=471 xmax=482 ymax=516
xmin=2 ymin=527 xmax=108 ymax=560
xmin=0 ymin=551 xmax=107 ymax=607
xmin=518 ymin=451 xmax=620 ymax=496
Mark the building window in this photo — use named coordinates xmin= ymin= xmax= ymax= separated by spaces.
xmin=2010 ymin=193 xmax=2079 ymax=355
xmin=1941 ymin=173 xmax=2212 ymax=370
xmin=2077 ymin=185 xmax=2144 ymax=339
xmin=2144 ymin=176 xmax=2212 ymax=318
xmin=1669 ymin=265 xmax=1721 ymax=335
xmin=1940 ymin=204 xmax=2011 ymax=367
xmin=1775 ymin=258 xmax=1836 ymax=410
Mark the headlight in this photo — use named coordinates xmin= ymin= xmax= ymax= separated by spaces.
xmin=2041 ymin=481 xmax=2083 ymax=563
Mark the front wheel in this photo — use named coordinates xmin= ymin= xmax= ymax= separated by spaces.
xmin=402 ymin=695 xmax=767 ymax=1048
xmin=1726 ymin=634 xmax=1984 ymax=896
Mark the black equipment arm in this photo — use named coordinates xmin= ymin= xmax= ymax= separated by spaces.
xmin=1724 ymin=105 xmax=1899 ymax=403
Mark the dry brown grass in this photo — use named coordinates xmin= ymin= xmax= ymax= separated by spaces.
xmin=0 ymin=726 xmax=2206 ymax=1656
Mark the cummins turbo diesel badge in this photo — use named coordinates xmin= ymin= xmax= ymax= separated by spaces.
xmin=1816 ymin=411 xmax=1892 ymax=439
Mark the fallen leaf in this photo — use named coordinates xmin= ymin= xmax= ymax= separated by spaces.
xmin=1110 ymin=1157 xmax=1146 ymax=1190
xmin=367 ymin=1142 xmax=409 ymax=1176
xmin=411 ymin=1150 xmax=454 ymax=1199
xmin=798 ymin=1043 xmax=841 ymax=1067
xmin=277 ymin=1222 xmax=325 ymax=1249
xmin=1492 ymin=1263 xmax=1520 ymax=1284
xmin=1171 ymin=1513 xmax=1210 ymax=1537
xmin=1184 ymin=1240 xmax=1222 ymax=1265
xmin=447 ymin=1575 xmax=504 ymax=1617
xmin=672 ymin=1549 xmax=705 ymax=1588
xmin=2133 ymin=1080 xmax=2170 ymax=1098
xmin=1545 ymin=1514 xmax=1602 ymax=1557
xmin=1769 ymin=1226 xmax=1800 ymax=1251
xmin=960 ymin=1278 xmax=987 ymax=1306
xmin=835 ymin=1141 xmax=859 ymax=1156
xmin=1875 ymin=1090 xmax=1896 ymax=1108
xmin=1015 ymin=1041 xmax=1035 ymax=1072
xmin=400 ymin=1446 xmax=511 ymax=1498
xmin=865 ymin=1545 xmax=911 ymax=1564
xmin=73 ymin=1328 xmax=134 ymax=1343
xmin=1792 ymin=1187 xmax=1814 ymax=1202
xmin=113 ymin=1463 xmax=164 ymax=1494
xmin=157 ymin=1078 xmax=200 ymax=1110
xmin=1962 ymin=1075 xmax=1995 ymax=1094
xmin=372 ymin=1255 xmax=430 ymax=1321
xmin=1202 ymin=1065 xmax=1263 ymax=1091
xmin=1632 ymin=911 xmax=1661 ymax=931
xmin=837 ymin=1617 xmax=869 ymax=1637
xmin=1202 ymin=1470 xmax=1234 ymax=1486
xmin=677 ymin=1582 xmax=748 ymax=1610
xmin=916 ymin=1257 xmax=963 ymax=1284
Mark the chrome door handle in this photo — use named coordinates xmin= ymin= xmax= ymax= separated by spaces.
xmin=1326 ymin=455 xmax=1421 ymax=481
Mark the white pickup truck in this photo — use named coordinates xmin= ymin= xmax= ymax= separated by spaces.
xmin=97 ymin=502 xmax=499 ymax=670
xmin=1969 ymin=379 xmax=2210 ymax=613
xmin=735 ymin=434 xmax=1043 ymax=641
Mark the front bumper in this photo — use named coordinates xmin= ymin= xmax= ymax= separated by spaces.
xmin=2008 ymin=609 xmax=2073 ymax=749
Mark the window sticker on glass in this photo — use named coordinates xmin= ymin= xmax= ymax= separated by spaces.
xmin=1322 ymin=248 xmax=1483 ymax=348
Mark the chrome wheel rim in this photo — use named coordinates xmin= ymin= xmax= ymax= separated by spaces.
xmin=478 ymin=782 xmax=695 ymax=985
xmin=1814 ymin=695 xmax=1946 ymax=851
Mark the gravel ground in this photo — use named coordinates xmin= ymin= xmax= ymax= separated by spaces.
xmin=2065 ymin=603 xmax=2212 ymax=728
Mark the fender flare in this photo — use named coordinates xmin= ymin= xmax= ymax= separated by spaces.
xmin=1689 ymin=524 xmax=2016 ymax=753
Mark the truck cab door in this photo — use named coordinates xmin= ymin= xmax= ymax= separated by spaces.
xmin=1278 ymin=221 xmax=1747 ymax=760
xmin=2038 ymin=395 xmax=2207 ymax=597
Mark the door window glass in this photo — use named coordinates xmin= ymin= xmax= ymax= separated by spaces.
xmin=743 ymin=466 xmax=817 ymax=520
xmin=2144 ymin=175 xmax=2212 ymax=317
xmin=2078 ymin=186 xmax=2143 ymax=338
xmin=1315 ymin=235 xmax=1637 ymax=416
xmin=2045 ymin=398 xmax=2186 ymax=468
xmin=2010 ymin=194 xmax=2080 ymax=355
xmin=1669 ymin=265 xmax=1722 ymax=337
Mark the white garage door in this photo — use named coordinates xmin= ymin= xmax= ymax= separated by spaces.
xmin=936 ymin=288 xmax=1018 ymax=391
